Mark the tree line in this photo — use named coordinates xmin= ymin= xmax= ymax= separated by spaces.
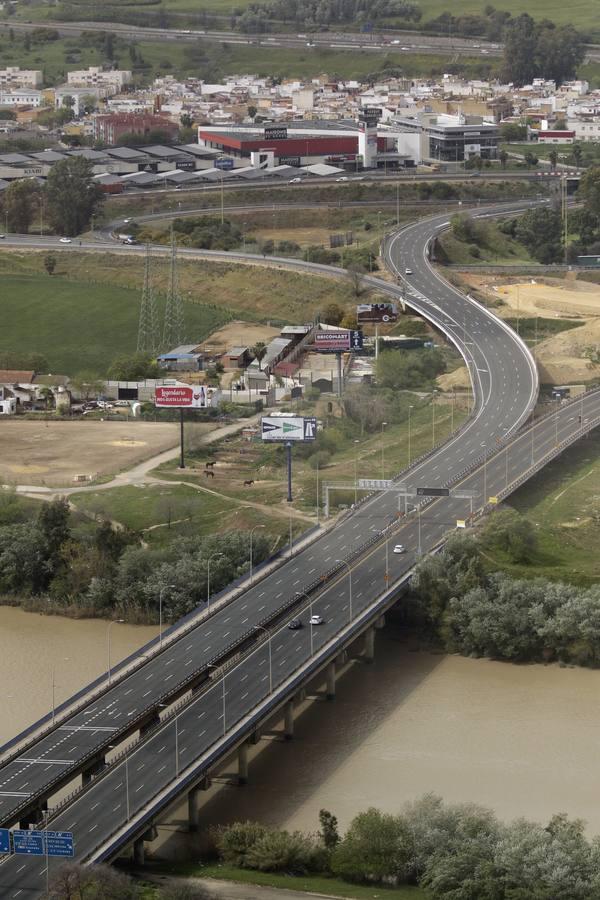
xmin=408 ymin=509 xmax=600 ymax=668
xmin=236 ymin=0 xmax=419 ymax=33
xmin=210 ymin=798 xmax=600 ymax=898
xmin=0 ymin=497 xmax=269 ymax=622
xmin=0 ymin=157 xmax=103 ymax=237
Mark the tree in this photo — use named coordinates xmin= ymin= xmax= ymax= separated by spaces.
xmin=45 ymin=156 xmax=104 ymax=236
xmin=346 ymin=263 xmax=365 ymax=297
xmin=70 ymin=370 xmax=104 ymax=400
xmin=577 ymin=166 xmax=600 ymax=219
xmin=479 ymin=508 xmax=537 ymax=563
xmin=321 ymin=302 xmax=344 ymax=325
xmin=107 ymin=352 xmax=160 ymax=381
xmin=549 ymin=148 xmax=559 ymax=171
xmin=49 ymin=862 xmax=138 ymax=899
xmin=251 ymin=341 xmax=267 ymax=370
xmin=3 ymin=178 xmax=40 ymax=232
xmin=572 ymin=141 xmax=584 ymax=167
xmin=523 ymin=150 xmax=538 ymax=169
xmin=331 ymin=807 xmax=414 ymax=882
xmin=180 ymin=112 xmax=193 ymax=128
xmin=44 ymin=253 xmax=57 ymax=275
xmin=319 ymin=809 xmax=340 ymax=849
xmin=499 ymin=149 xmax=508 ymax=169
xmin=514 ymin=206 xmax=562 ymax=262
xmin=247 ymin=104 xmax=258 ymax=119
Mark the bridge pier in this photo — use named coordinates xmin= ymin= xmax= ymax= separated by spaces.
xmin=132 ymin=837 xmax=145 ymax=866
xmin=238 ymin=742 xmax=249 ymax=785
xmin=19 ymin=801 xmax=47 ymax=830
xmin=284 ymin=700 xmax=294 ymax=740
xmin=139 ymin=713 xmax=161 ymax=737
xmin=375 ymin=614 xmax=386 ymax=630
xmin=364 ymin=627 xmax=376 ymax=663
xmin=249 ymin=728 xmax=262 ymax=744
xmin=326 ymin=662 xmax=336 ymax=700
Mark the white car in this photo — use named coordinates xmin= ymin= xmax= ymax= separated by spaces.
xmin=309 ymin=614 xmax=325 ymax=625
xmin=336 ymin=176 xmax=349 ymax=182
xmin=59 ymin=237 xmax=72 ymax=243
xmin=289 ymin=177 xmax=303 ymax=184
xmin=405 ymin=267 xmax=413 ymax=275
xmin=393 ymin=544 xmax=406 ymax=554
xmin=123 ymin=218 xmax=131 ymax=224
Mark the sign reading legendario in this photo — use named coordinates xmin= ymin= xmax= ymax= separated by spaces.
xmin=154 ymin=385 xmax=211 ymax=408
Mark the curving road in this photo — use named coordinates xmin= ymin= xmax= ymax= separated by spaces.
xmin=3 ymin=202 xmax=600 ymax=896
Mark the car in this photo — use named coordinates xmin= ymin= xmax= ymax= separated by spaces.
xmin=123 ymin=218 xmax=131 ymax=224
xmin=59 ymin=237 xmax=72 ymax=243
xmin=336 ymin=176 xmax=349 ymax=182
xmin=393 ymin=544 xmax=406 ymax=554
xmin=0 ymin=234 xmax=5 ymax=239
xmin=309 ymin=614 xmax=325 ymax=625
xmin=289 ymin=177 xmax=303 ymax=184
xmin=391 ymin=39 xmax=401 ymax=44
xmin=288 ymin=618 xmax=303 ymax=630
xmin=404 ymin=267 xmax=413 ymax=275
xmin=306 ymin=41 xmax=315 ymax=47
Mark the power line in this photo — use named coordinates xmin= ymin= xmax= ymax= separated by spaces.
xmin=137 ymin=244 xmax=160 ymax=355
xmin=161 ymin=231 xmax=186 ymax=351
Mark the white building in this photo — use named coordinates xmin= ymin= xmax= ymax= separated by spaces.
xmin=0 ymin=89 xmax=42 ymax=107
xmin=66 ymin=66 xmax=132 ymax=92
xmin=0 ymin=66 xmax=43 ymax=89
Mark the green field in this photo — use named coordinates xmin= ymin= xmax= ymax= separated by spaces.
xmin=0 ymin=271 xmax=227 ymax=375
xmin=483 ymin=428 xmax=600 ymax=586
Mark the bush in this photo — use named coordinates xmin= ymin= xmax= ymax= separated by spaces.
xmin=245 ymin=828 xmax=326 ymax=874
xmin=331 ymin=808 xmax=414 ymax=883
xmin=215 ymin=821 xmax=269 ymax=867
xmin=308 ymin=450 xmax=331 ymax=469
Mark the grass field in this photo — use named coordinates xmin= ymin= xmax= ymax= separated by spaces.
xmin=0 ymin=271 xmax=227 ymax=374
xmin=483 ymin=428 xmax=600 ymax=587
xmin=0 ymin=251 xmax=364 ymax=373
xmin=438 ymin=221 xmax=534 ymax=266
xmin=153 ymin=863 xmax=425 ymax=899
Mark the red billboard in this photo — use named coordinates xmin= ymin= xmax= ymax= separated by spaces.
xmin=314 ymin=330 xmax=352 ymax=351
xmin=155 ymin=385 xmax=210 ymax=408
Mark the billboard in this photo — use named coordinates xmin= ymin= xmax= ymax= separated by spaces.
xmin=215 ymin=157 xmax=234 ymax=170
xmin=155 ymin=385 xmax=212 ymax=408
xmin=261 ymin=416 xmax=317 ymax=442
xmin=264 ymin=125 xmax=288 ymax=140
xmin=314 ymin=330 xmax=363 ymax=351
xmin=357 ymin=302 xmax=398 ymax=323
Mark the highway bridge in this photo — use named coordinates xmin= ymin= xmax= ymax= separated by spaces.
xmin=2 ymin=203 xmax=600 ymax=896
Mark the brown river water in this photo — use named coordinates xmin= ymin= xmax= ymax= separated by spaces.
xmin=2 ymin=608 xmax=600 ymax=839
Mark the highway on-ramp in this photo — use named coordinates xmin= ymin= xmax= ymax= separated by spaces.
xmin=3 ymin=203 xmax=600 ymax=896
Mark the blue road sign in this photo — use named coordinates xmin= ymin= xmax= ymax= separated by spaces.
xmin=45 ymin=831 xmax=74 ymax=858
xmin=13 ymin=830 xmax=44 ymax=856
xmin=0 ymin=828 xmax=10 ymax=854
xmin=350 ymin=330 xmax=364 ymax=350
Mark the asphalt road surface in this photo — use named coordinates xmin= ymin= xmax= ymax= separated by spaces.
xmin=2 ymin=205 xmax=599 ymax=896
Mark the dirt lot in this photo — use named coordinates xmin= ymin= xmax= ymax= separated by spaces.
xmin=0 ymin=420 xmax=181 ymax=487
xmin=458 ymin=274 xmax=600 ymax=384
xmin=196 ymin=320 xmax=280 ymax=355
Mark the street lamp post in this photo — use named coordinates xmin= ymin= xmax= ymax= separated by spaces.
xmin=158 ymin=584 xmax=175 ymax=649
xmin=249 ymin=525 xmax=265 ymax=583
xmin=51 ymin=657 xmax=70 ymax=725
xmin=107 ymin=619 xmax=124 ymax=685
xmin=207 ymin=554 xmax=223 ymax=607
xmin=254 ymin=625 xmax=272 ymax=693
xmin=295 ymin=590 xmax=314 ymax=655
xmin=381 ymin=421 xmax=387 ymax=479
xmin=335 ymin=559 xmax=353 ymax=621
xmin=353 ymin=439 xmax=360 ymax=504
xmin=432 ymin=390 xmax=437 ymax=447
xmin=407 ymin=405 xmax=413 ymax=467
xmin=208 ymin=666 xmax=227 ymax=735
xmin=481 ymin=442 xmax=487 ymax=505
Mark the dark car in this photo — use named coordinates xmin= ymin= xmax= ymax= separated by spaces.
xmin=288 ymin=618 xmax=303 ymax=630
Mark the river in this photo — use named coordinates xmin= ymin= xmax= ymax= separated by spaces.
xmin=3 ymin=609 xmax=600 ymax=842
xmin=0 ymin=607 xmax=157 ymax=748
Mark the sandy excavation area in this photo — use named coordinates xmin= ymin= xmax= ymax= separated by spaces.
xmin=0 ymin=420 xmax=182 ymax=488
xmin=197 ymin=320 xmax=280 ymax=355
xmin=453 ymin=274 xmax=600 ymax=385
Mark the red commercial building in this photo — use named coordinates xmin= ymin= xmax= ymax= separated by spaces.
xmin=198 ymin=124 xmax=361 ymax=167
xmin=94 ymin=113 xmax=179 ymax=145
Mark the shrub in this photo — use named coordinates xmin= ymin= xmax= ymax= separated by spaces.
xmin=245 ymin=828 xmax=326 ymax=874
xmin=215 ymin=821 xmax=269 ymax=867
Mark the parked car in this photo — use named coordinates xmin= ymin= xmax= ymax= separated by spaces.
xmin=288 ymin=618 xmax=303 ymax=630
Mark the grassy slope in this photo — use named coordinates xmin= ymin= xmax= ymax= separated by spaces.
xmin=438 ymin=222 xmax=534 ymax=266
xmin=483 ymin=428 xmax=600 ymax=587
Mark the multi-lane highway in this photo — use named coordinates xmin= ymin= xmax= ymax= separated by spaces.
xmin=2 ymin=202 xmax=600 ymax=896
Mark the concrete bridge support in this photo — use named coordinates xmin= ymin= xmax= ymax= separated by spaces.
xmin=284 ymin=700 xmax=295 ymax=740
xmin=81 ymin=756 xmax=105 ymax=787
xmin=364 ymin=627 xmax=376 ymax=663
xmin=133 ymin=837 xmax=145 ymax=866
xmin=238 ymin=742 xmax=249 ymax=785
xmin=375 ymin=614 xmax=386 ymax=629
xmin=326 ymin=661 xmax=336 ymax=700
xmin=19 ymin=801 xmax=47 ymax=830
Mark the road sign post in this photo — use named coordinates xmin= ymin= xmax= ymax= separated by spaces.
xmin=286 ymin=441 xmax=293 ymax=503
xmin=0 ymin=829 xmax=9 ymax=854
xmin=261 ymin=416 xmax=317 ymax=505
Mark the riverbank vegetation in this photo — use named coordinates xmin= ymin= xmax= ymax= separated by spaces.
xmin=155 ymin=796 xmax=600 ymax=900
xmin=0 ymin=497 xmax=269 ymax=623
xmin=408 ymin=512 xmax=600 ymax=666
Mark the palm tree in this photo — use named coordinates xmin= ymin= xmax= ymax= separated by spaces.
xmin=252 ymin=342 xmax=267 ymax=370
xmin=549 ymin=149 xmax=558 ymax=171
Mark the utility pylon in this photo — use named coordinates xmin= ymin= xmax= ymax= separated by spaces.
xmin=161 ymin=232 xmax=186 ymax=351
xmin=137 ymin=245 xmax=159 ymax=354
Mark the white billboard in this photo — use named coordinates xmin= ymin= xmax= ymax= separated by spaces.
xmin=261 ymin=416 xmax=317 ymax=442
